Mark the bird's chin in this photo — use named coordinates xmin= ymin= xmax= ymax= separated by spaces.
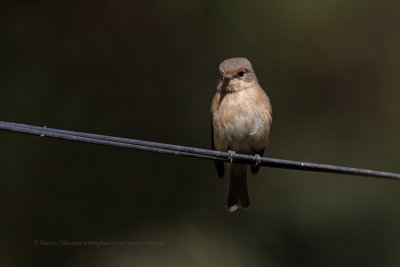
xmin=225 ymin=84 xmax=244 ymax=93
xmin=217 ymin=80 xmax=249 ymax=93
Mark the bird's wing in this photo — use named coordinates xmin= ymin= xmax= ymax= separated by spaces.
xmin=211 ymin=112 xmax=225 ymax=178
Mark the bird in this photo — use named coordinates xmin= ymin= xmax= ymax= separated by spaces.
xmin=210 ymin=57 xmax=272 ymax=212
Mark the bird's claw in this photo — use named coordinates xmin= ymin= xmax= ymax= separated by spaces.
xmin=228 ymin=150 xmax=237 ymax=163
xmin=254 ymin=154 xmax=261 ymax=167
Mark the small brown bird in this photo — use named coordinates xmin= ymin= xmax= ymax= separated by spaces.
xmin=211 ymin=57 xmax=272 ymax=212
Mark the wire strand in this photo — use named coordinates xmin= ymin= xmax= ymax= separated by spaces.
xmin=0 ymin=120 xmax=399 ymax=180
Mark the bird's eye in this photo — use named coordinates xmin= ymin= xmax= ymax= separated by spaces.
xmin=238 ymin=71 xmax=245 ymax=77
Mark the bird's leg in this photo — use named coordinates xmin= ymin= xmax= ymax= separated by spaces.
xmin=227 ymin=149 xmax=237 ymax=163
xmin=251 ymin=148 xmax=264 ymax=174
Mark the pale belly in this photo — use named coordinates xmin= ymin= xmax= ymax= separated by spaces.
xmin=212 ymin=91 xmax=271 ymax=154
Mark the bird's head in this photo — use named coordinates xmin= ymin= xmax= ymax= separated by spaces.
xmin=217 ymin=57 xmax=258 ymax=92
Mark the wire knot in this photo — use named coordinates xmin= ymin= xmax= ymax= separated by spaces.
xmin=40 ymin=126 xmax=47 ymax=137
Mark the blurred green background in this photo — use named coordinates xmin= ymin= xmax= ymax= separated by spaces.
xmin=1 ymin=0 xmax=400 ymax=266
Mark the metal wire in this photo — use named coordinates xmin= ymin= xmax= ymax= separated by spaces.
xmin=0 ymin=120 xmax=399 ymax=180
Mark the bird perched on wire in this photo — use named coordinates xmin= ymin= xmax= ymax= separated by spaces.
xmin=211 ymin=57 xmax=272 ymax=212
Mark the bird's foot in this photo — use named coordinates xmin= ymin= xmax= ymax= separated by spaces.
xmin=227 ymin=150 xmax=237 ymax=163
xmin=253 ymin=154 xmax=261 ymax=167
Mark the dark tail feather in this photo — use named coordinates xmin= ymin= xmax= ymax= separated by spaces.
xmin=251 ymin=164 xmax=260 ymax=175
xmin=227 ymin=164 xmax=249 ymax=212
xmin=215 ymin=161 xmax=225 ymax=178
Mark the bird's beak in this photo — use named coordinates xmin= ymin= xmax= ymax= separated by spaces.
xmin=222 ymin=75 xmax=233 ymax=81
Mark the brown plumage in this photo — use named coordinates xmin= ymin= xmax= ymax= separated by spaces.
xmin=211 ymin=57 xmax=272 ymax=212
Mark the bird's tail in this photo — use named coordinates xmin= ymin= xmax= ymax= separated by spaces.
xmin=227 ymin=163 xmax=249 ymax=212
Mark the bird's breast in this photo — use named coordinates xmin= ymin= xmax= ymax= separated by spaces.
xmin=212 ymin=88 xmax=272 ymax=154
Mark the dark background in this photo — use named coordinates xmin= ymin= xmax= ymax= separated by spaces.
xmin=1 ymin=0 xmax=400 ymax=266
